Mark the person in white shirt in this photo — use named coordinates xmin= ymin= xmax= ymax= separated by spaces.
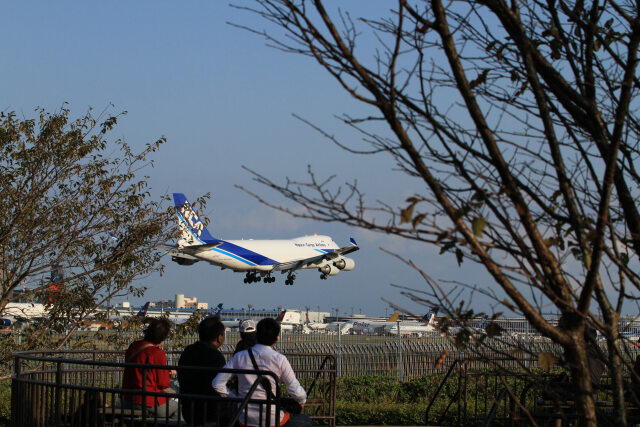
xmin=212 ymin=317 xmax=312 ymax=427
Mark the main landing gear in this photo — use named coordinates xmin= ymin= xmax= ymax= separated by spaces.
xmin=244 ymin=272 xmax=276 ymax=284
xmin=244 ymin=272 xmax=260 ymax=284
xmin=285 ymin=273 xmax=296 ymax=286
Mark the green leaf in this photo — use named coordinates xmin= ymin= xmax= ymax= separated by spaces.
xmin=472 ymin=216 xmax=487 ymax=237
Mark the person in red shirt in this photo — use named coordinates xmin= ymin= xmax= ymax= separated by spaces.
xmin=122 ymin=318 xmax=178 ymax=418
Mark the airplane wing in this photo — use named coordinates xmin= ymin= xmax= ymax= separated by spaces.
xmin=159 ymin=242 xmax=221 ymax=255
xmin=272 ymin=238 xmax=359 ymax=272
xmin=178 ymin=242 xmax=223 ymax=255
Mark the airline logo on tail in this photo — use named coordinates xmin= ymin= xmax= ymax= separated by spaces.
xmin=211 ymin=303 xmax=223 ymax=317
xmin=173 ymin=193 xmax=216 ymax=245
xmin=422 ymin=306 xmax=439 ymax=326
xmin=135 ymin=302 xmax=150 ymax=318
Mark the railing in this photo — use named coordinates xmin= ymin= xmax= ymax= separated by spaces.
xmin=11 ymin=350 xmax=336 ymax=427
xmin=424 ymin=359 xmax=640 ymax=426
xmin=7 ymin=329 xmax=640 ymax=381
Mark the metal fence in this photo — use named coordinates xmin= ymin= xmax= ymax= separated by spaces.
xmin=6 ymin=328 xmax=640 ymax=381
xmin=11 ymin=350 xmax=336 ymax=427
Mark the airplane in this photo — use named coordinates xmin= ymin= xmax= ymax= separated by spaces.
xmin=305 ymin=313 xmax=329 ymax=331
xmin=165 ymin=302 xmax=224 ymax=325
xmin=385 ymin=307 xmax=440 ymax=336
xmin=274 ymin=309 xmax=296 ymax=331
xmin=210 ymin=303 xmax=223 ymax=317
xmin=345 ymin=312 xmax=400 ymax=334
xmin=1 ymin=302 xmax=48 ymax=328
xmin=82 ymin=302 xmax=151 ymax=330
xmin=324 ymin=321 xmax=353 ymax=335
xmin=446 ymin=315 xmax=489 ymax=337
xmin=167 ymin=193 xmax=359 ymax=285
xmin=135 ymin=302 xmax=151 ymax=318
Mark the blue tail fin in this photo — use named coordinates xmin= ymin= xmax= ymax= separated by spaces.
xmin=135 ymin=302 xmax=150 ymax=318
xmin=211 ymin=303 xmax=223 ymax=317
xmin=173 ymin=193 xmax=216 ymax=244
xmin=422 ymin=306 xmax=439 ymax=325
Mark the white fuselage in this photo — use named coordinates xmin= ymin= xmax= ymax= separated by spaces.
xmin=190 ymin=235 xmax=340 ymax=272
xmin=2 ymin=302 xmax=48 ymax=319
xmin=348 ymin=319 xmax=398 ymax=333
xmin=385 ymin=322 xmax=438 ymax=335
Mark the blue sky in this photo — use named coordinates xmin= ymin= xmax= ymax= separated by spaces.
xmin=2 ymin=2 xmax=495 ymax=316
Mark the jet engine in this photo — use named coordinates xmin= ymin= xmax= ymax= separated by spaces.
xmin=333 ymin=257 xmax=355 ymax=271
xmin=172 ymin=256 xmax=198 ymax=266
xmin=319 ymin=264 xmax=340 ymax=276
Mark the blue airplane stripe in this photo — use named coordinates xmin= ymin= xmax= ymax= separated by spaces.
xmin=215 ymin=242 xmax=278 ymax=266
xmin=212 ymin=247 xmax=258 ymax=266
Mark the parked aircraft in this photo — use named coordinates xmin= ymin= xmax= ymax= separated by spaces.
xmin=346 ymin=312 xmax=400 ymax=334
xmin=1 ymin=302 xmax=48 ymax=328
xmin=274 ymin=310 xmax=296 ymax=331
xmin=324 ymin=321 xmax=353 ymax=335
xmin=385 ymin=307 xmax=440 ymax=336
xmin=446 ymin=315 xmax=489 ymax=337
xmin=82 ymin=302 xmax=151 ymax=330
xmin=167 ymin=302 xmax=224 ymax=325
xmin=167 ymin=193 xmax=359 ymax=285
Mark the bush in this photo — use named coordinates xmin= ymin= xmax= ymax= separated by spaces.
xmin=336 ymin=375 xmax=440 ymax=403
xmin=0 ymin=381 xmax=10 ymax=427
xmin=334 ymin=375 xmax=463 ymax=425
xmin=337 ymin=401 xmax=425 ymax=425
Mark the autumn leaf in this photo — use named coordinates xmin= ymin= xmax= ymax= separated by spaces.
xmin=539 ymin=352 xmax=556 ymax=371
xmin=435 ymin=349 xmax=450 ymax=369
xmin=470 ymin=69 xmax=489 ymax=89
xmin=485 ymin=322 xmax=502 ymax=338
xmin=400 ymin=203 xmax=415 ymax=224
xmin=412 ymin=213 xmax=427 ymax=229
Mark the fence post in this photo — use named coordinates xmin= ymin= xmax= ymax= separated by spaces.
xmin=525 ymin=319 xmax=530 ymax=368
xmin=55 ymin=360 xmax=63 ymax=425
xmin=397 ymin=319 xmax=403 ymax=381
xmin=12 ymin=354 xmax=21 ymax=426
xmin=336 ymin=322 xmax=342 ymax=377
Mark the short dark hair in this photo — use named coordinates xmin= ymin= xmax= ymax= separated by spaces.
xmin=199 ymin=316 xmax=225 ymax=342
xmin=257 ymin=317 xmax=280 ymax=346
xmin=144 ymin=318 xmax=172 ymax=344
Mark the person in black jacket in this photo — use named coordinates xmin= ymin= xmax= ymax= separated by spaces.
xmin=178 ymin=316 xmax=227 ymax=426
